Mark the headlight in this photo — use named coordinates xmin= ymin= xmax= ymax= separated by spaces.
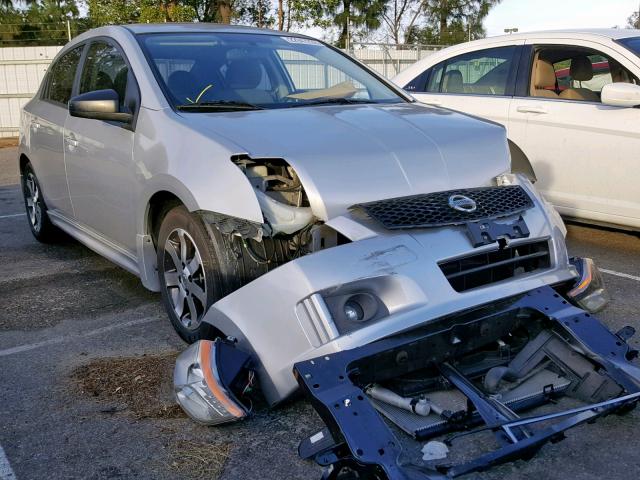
xmin=174 ymin=339 xmax=252 ymax=425
xmin=567 ymin=257 xmax=609 ymax=313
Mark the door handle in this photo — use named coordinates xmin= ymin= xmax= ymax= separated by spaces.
xmin=516 ymin=106 xmax=547 ymax=114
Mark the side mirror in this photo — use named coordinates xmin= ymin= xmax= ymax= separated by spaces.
xmin=601 ymin=82 xmax=640 ymax=108
xmin=69 ymin=89 xmax=133 ymax=123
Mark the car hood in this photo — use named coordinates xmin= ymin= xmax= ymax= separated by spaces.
xmin=182 ymin=102 xmax=510 ymax=221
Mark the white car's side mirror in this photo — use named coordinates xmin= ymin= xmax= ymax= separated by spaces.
xmin=601 ymin=82 xmax=640 ymax=108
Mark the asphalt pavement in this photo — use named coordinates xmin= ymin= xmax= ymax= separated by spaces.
xmin=0 ymin=159 xmax=639 ymax=479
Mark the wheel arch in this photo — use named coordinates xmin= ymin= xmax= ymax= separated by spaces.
xmin=508 ymin=139 xmax=537 ymax=183
xmin=136 ymin=181 xmax=197 ymax=292
xmin=19 ymin=153 xmax=30 ymax=175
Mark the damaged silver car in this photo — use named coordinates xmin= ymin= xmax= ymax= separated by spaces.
xmin=19 ymin=24 xmax=639 ymax=480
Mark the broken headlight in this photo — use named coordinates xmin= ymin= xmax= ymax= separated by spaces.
xmin=174 ymin=339 xmax=253 ymax=425
xmin=568 ymin=257 xmax=609 ymax=313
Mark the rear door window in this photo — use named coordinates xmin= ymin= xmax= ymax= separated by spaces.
xmin=44 ymin=46 xmax=83 ymax=106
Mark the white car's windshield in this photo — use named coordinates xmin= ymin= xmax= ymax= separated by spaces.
xmin=138 ymin=32 xmax=405 ymax=110
xmin=619 ymin=37 xmax=640 ymax=58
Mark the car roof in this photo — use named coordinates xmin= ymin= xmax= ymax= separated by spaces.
xmin=121 ymin=22 xmax=312 ymax=38
xmin=477 ymin=28 xmax=640 ymax=43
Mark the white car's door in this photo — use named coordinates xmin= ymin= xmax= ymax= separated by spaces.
xmin=512 ymin=40 xmax=640 ymax=229
xmin=403 ymin=42 xmax=524 ymax=136
xmin=63 ymin=39 xmax=138 ymax=255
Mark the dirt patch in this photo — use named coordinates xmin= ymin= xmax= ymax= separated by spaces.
xmin=168 ymin=440 xmax=232 ymax=479
xmin=0 ymin=137 xmax=18 ymax=148
xmin=72 ymin=351 xmax=185 ymax=419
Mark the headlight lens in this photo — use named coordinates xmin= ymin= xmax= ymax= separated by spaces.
xmin=174 ymin=339 xmax=251 ymax=425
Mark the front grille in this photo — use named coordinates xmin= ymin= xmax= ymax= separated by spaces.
xmin=439 ymin=240 xmax=551 ymax=292
xmin=352 ymin=185 xmax=533 ymax=229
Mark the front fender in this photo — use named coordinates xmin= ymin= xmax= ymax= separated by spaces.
xmin=134 ymin=107 xmax=263 ymax=231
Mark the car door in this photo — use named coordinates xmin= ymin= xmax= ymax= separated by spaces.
xmin=403 ymin=42 xmax=524 ymax=133
xmin=63 ymin=38 xmax=140 ymax=254
xmin=511 ymin=40 xmax=640 ymax=229
xmin=27 ymin=45 xmax=84 ymax=216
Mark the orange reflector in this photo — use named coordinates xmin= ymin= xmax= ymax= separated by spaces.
xmin=199 ymin=340 xmax=245 ymax=418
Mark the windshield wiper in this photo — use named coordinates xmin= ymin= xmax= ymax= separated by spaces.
xmin=177 ymin=100 xmax=264 ymax=111
xmin=288 ymin=97 xmax=378 ymax=108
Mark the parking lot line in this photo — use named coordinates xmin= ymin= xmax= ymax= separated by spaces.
xmin=601 ymin=268 xmax=640 ymax=283
xmin=0 ymin=213 xmax=25 ymax=220
xmin=0 ymin=444 xmax=16 ymax=480
xmin=0 ymin=316 xmax=161 ymax=358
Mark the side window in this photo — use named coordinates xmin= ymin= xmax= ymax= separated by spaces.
xmin=426 ymin=62 xmax=444 ymax=92
xmin=536 ymin=47 xmax=639 ymax=102
xmin=80 ymin=41 xmax=129 ymax=109
xmin=403 ymin=69 xmax=430 ymax=92
xmin=44 ymin=46 xmax=83 ymax=105
xmin=438 ymin=46 xmax=517 ymax=95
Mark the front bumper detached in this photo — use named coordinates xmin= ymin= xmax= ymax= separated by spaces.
xmin=294 ymin=286 xmax=640 ymax=480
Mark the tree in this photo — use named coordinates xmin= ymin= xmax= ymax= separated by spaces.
xmin=381 ymin=0 xmax=426 ymax=44
xmin=407 ymin=0 xmax=501 ymax=45
xmin=1 ymin=0 xmax=85 ymax=46
xmin=628 ymin=10 xmax=640 ymax=29
xmin=321 ymin=0 xmax=387 ymax=48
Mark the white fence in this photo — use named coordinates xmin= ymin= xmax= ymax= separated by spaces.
xmin=350 ymin=43 xmax=444 ymax=78
xmin=0 ymin=43 xmax=443 ymax=137
xmin=0 ymin=46 xmax=62 ymax=137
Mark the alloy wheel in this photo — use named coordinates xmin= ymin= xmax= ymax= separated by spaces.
xmin=163 ymin=228 xmax=208 ymax=330
xmin=24 ymin=172 xmax=42 ymax=233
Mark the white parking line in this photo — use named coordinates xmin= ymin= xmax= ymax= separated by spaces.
xmin=0 ymin=445 xmax=16 ymax=480
xmin=601 ymin=268 xmax=640 ymax=283
xmin=0 ymin=213 xmax=25 ymax=220
xmin=0 ymin=316 xmax=161 ymax=358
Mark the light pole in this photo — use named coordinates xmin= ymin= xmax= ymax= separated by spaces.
xmin=504 ymin=27 xmax=519 ymax=34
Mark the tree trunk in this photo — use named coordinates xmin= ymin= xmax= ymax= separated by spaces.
xmin=439 ymin=0 xmax=448 ymax=42
xmin=278 ymin=0 xmax=284 ymax=30
xmin=338 ymin=0 xmax=351 ymax=49
xmin=218 ymin=1 xmax=232 ymax=24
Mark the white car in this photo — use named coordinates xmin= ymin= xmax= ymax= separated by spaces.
xmin=394 ymin=29 xmax=640 ymax=230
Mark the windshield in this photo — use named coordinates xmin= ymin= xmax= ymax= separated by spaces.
xmin=137 ymin=32 xmax=405 ymax=110
xmin=619 ymin=37 xmax=640 ymax=58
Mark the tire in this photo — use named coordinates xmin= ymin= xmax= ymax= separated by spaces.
xmin=157 ymin=205 xmax=225 ymax=343
xmin=21 ymin=162 xmax=60 ymax=242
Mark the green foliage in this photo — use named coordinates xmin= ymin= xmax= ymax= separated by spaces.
xmin=0 ymin=0 xmax=86 ymax=46
xmin=86 ymin=0 xmax=198 ymax=25
xmin=407 ymin=0 xmax=501 ymax=45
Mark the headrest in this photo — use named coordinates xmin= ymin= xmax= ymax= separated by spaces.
xmin=533 ymin=59 xmax=557 ymax=88
xmin=443 ymin=70 xmax=464 ymax=92
xmin=570 ymin=56 xmax=593 ymax=81
xmin=226 ymin=59 xmax=263 ymax=90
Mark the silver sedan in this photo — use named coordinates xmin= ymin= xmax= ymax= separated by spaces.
xmin=19 ymin=24 xmax=578 ymax=405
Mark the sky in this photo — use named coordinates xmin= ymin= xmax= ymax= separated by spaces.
xmin=484 ymin=0 xmax=640 ymax=37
